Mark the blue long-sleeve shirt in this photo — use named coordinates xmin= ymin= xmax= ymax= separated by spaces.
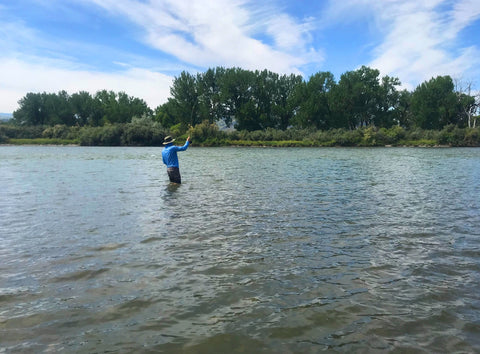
xmin=162 ymin=141 xmax=190 ymax=168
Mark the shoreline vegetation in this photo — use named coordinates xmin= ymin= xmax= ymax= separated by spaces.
xmin=2 ymin=66 xmax=479 ymax=147
xmin=1 ymin=122 xmax=479 ymax=147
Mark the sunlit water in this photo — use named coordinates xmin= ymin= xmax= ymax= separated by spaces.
xmin=1 ymin=146 xmax=479 ymax=353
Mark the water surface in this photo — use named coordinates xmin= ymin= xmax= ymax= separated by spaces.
xmin=1 ymin=146 xmax=479 ymax=352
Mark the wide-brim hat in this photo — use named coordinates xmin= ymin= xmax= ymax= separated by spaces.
xmin=163 ymin=136 xmax=175 ymax=145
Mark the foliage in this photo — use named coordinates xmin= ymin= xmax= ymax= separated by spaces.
xmin=6 ymin=65 xmax=480 ymax=147
xmin=187 ymin=120 xmax=226 ymax=144
xmin=12 ymin=90 xmax=151 ymax=127
xmin=2 ymin=122 xmax=480 ymax=147
xmin=121 ymin=116 xmax=167 ymax=146
xmin=0 ymin=124 xmax=45 ymax=139
xmin=290 ymin=71 xmax=335 ymax=129
xmin=410 ymin=76 xmax=460 ymax=129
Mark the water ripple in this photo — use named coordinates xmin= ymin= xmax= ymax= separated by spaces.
xmin=1 ymin=146 xmax=480 ymax=352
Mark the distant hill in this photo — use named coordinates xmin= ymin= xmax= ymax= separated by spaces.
xmin=0 ymin=113 xmax=13 ymax=122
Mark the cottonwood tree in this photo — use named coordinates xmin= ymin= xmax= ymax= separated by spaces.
xmin=170 ymin=71 xmax=201 ymax=127
xmin=410 ymin=76 xmax=459 ymax=129
xmin=290 ymin=71 xmax=336 ymax=130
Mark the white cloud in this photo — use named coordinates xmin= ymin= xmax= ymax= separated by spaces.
xmin=368 ymin=0 xmax=480 ymax=88
xmin=0 ymin=58 xmax=173 ymax=112
xmin=85 ymin=0 xmax=323 ymax=75
xmin=449 ymin=0 xmax=480 ymax=36
xmin=324 ymin=0 xmax=480 ymax=89
xmin=0 ymin=0 xmax=324 ymax=112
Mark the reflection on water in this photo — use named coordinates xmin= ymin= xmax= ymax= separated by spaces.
xmin=1 ymin=146 xmax=480 ymax=352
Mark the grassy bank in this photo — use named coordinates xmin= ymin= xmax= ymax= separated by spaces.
xmin=1 ymin=122 xmax=480 ymax=147
xmin=6 ymin=138 xmax=79 ymax=145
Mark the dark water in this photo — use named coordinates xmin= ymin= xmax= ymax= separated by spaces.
xmin=1 ymin=146 xmax=480 ymax=353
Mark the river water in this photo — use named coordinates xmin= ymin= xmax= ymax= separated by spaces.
xmin=1 ymin=146 xmax=479 ymax=353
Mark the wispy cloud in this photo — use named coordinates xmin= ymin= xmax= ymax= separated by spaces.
xmin=321 ymin=0 xmax=480 ymax=89
xmin=85 ymin=0 xmax=322 ymax=74
xmin=0 ymin=0 xmax=322 ymax=112
xmin=346 ymin=0 xmax=480 ymax=88
xmin=1 ymin=0 xmax=478 ymax=113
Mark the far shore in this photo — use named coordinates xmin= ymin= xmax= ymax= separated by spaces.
xmin=0 ymin=139 xmax=468 ymax=148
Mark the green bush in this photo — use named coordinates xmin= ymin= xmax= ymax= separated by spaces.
xmin=0 ymin=125 xmax=45 ymax=139
xmin=464 ymin=128 xmax=480 ymax=146
xmin=187 ymin=120 xmax=226 ymax=143
xmin=122 ymin=120 xmax=166 ymax=146
xmin=3 ymin=120 xmax=480 ymax=147
xmin=78 ymin=126 xmax=123 ymax=146
xmin=328 ymin=128 xmax=363 ymax=146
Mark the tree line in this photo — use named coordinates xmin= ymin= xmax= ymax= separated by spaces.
xmin=158 ymin=66 xmax=478 ymax=131
xmin=12 ymin=90 xmax=152 ymax=127
xmin=6 ymin=65 xmax=480 ymax=136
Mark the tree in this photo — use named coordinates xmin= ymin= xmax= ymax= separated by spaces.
xmin=43 ymin=91 xmax=75 ymax=126
xmin=196 ymin=67 xmax=225 ymax=124
xmin=332 ymin=66 xmax=384 ymax=129
xmin=94 ymin=90 xmax=117 ymax=124
xmin=411 ymin=76 xmax=459 ymax=129
xmin=154 ymin=100 xmax=178 ymax=128
xmin=290 ymin=71 xmax=336 ymax=129
xmin=219 ymin=68 xmax=257 ymax=130
xmin=70 ymin=91 xmax=95 ymax=126
xmin=272 ymin=73 xmax=302 ymax=130
xmin=170 ymin=71 xmax=201 ymax=127
xmin=396 ymin=90 xmax=413 ymax=128
xmin=375 ymin=75 xmax=402 ymax=128
xmin=454 ymin=79 xmax=479 ymax=128
xmin=13 ymin=92 xmax=46 ymax=125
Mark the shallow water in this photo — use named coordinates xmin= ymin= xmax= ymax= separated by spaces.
xmin=1 ymin=146 xmax=480 ymax=352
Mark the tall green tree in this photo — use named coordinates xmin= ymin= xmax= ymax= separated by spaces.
xmin=330 ymin=66 xmax=402 ymax=129
xmin=396 ymin=90 xmax=413 ymax=128
xmin=170 ymin=71 xmax=201 ymax=127
xmin=43 ymin=91 xmax=75 ymax=126
xmin=219 ymin=67 xmax=256 ymax=130
xmin=375 ymin=75 xmax=402 ymax=128
xmin=332 ymin=66 xmax=382 ymax=129
xmin=196 ymin=67 xmax=225 ymax=124
xmin=94 ymin=90 xmax=117 ymax=124
xmin=154 ymin=100 xmax=178 ymax=128
xmin=410 ymin=75 xmax=459 ymax=129
xmin=273 ymin=73 xmax=303 ymax=130
xmin=13 ymin=92 xmax=46 ymax=125
xmin=290 ymin=71 xmax=336 ymax=129
xmin=70 ymin=91 xmax=96 ymax=126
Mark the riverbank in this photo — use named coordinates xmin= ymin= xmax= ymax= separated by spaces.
xmin=0 ymin=138 xmax=465 ymax=148
xmin=2 ymin=123 xmax=479 ymax=147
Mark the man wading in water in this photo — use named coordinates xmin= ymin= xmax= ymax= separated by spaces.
xmin=162 ymin=135 xmax=191 ymax=184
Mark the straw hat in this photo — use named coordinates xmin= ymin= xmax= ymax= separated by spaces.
xmin=163 ymin=136 xmax=175 ymax=145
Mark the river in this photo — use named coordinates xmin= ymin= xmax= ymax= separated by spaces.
xmin=1 ymin=146 xmax=479 ymax=352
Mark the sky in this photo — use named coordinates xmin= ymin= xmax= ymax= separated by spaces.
xmin=1 ymin=0 xmax=480 ymax=113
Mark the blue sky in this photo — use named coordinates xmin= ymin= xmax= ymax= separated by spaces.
xmin=1 ymin=0 xmax=479 ymax=113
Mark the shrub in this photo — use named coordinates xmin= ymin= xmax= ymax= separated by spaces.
xmin=438 ymin=125 xmax=466 ymax=146
xmin=78 ymin=125 xmax=123 ymax=146
xmin=187 ymin=120 xmax=226 ymax=143
xmin=42 ymin=125 xmax=71 ymax=139
xmin=0 ymin=125 xmax=45 ymax=139
xmin=329 ymin=128 xmax=363 ymax=146
xmin=464 ymin=128 xmax=480 ymax=146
